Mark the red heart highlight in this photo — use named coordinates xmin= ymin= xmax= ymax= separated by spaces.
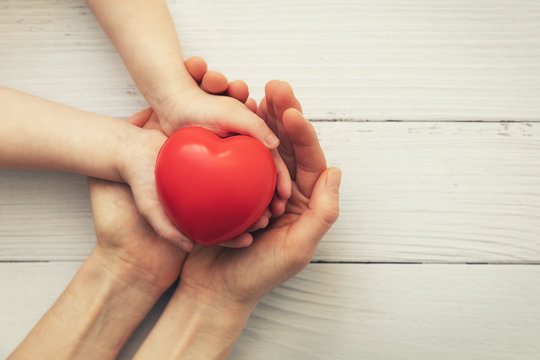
xmin=155 ymin=127 xmax=276 ymax=245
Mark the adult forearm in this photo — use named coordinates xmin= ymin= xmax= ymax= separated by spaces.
xmin=134 ymin=281 xmax=256 ymax=359
xmin=9 ymin=246 xmax=168 ymax=359
xmin=0 ymin=86 xmax=136 ymax=180
xmin=86 ymin=0 xmax=195 ymax=106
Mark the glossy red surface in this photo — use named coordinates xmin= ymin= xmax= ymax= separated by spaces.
xmin=155 ymin=127 xmax=276 ymax=245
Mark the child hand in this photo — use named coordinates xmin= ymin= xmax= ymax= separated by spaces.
xmin=150 ymin=57 xmax=292 ymax=225
xmin=115 ymin=57 xmax=289 ymax=250
xmin=122 ymin=106 xmax=266 ymax=250
xmin=113 ymin=124 xmax=195 ymax=250
xmin=155 ymin=66 xmax=278 ymax=147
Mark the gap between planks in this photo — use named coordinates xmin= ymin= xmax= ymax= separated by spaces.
xmin=2 ymin=260 xmax=540 ymax=265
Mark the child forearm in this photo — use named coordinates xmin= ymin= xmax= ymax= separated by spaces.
xmin=0 ymin=86 xmax=187 ymax=247
xmin=0 ymin=86 xmax=137 ymax=180
xmin=86 ymin=0 xmax=195 ymax=107
xmin=8 ymin=246 xmax=168 ymax=360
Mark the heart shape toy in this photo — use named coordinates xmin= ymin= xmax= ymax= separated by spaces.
xmin=155 ymin=126 xmax=276 ymax=245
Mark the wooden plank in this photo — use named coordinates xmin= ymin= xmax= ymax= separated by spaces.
xmin=1 ymin=262 xmax=539 ymax=359
xmin=0 ymin=171 xmax=96 ymax=260
xmin=1 ymin=0 xmax=539 ymax=121
xmin=319 ymin=121 xmax=540 ymax=263
xmin=0 ymin=262 xmax=81 ymax=358
xmin=2 ymin=122 xmax=540 ymax=263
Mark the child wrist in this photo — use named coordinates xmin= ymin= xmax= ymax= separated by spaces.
xmin=143 ymin=73 xmax=199 ymax=111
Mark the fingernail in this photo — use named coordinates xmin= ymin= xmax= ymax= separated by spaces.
xmin=266 ymin=134 xmax=280 ymax=148
xmin=326 ymin=168 xmax=342 ymax=194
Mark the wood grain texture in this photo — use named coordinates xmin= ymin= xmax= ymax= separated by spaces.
xmin=1 ymin=1 xmax=540 ymax=358
xmin=1 ymin=0 xmax=539 ymax=120
xmin=0 ymin=171 xmax=96 ymax=260
xmin=2 ymin=122 xmax=540 ymax=263
xmin=1 ymin=262 xmax=539 ymax=359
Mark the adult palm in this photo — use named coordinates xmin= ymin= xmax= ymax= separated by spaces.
xmin=179 ymin=82 xmax=341 ymax=305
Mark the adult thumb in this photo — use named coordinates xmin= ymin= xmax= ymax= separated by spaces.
xmin=292 ymin=167 xmax=341 ymax=248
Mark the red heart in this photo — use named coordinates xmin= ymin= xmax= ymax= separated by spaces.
xmin=155 ymin=127 xmax=276 ymax=245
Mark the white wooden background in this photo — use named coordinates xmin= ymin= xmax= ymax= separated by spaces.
xmin=1 ymin=0 xmax=540 ymax=358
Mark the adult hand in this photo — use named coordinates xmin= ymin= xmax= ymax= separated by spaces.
xmin=179 ymin=81 xmax=341 ymax=304
xmin=133 ymin=81 xmax=341 ymax=359
xmin=88 ymin=175 xmax=185 ymax=290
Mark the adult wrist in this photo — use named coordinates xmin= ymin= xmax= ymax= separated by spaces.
xmin=174 ymin=280 xmax=257 ymax=323
xmin=91 ymin=244 xmax=173 ymax=298
xmin=11 ymin=248 xmax=167 ymax=360
xmin=134 ymin=280 xmax=256 ymax=359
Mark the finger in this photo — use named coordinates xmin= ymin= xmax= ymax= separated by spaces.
xmin=269 ymin=149 xmax=291 ymax=217
xmin=184 ymin=56 xmax=208 ymax=84
xmin=290 ymin=167 xmax=341 ymax=252
xmin=270 ymin=192 xmax=287 ymax=218
xmin=264 ymin=80 xmax=280 ymax=135
xmin=257 ymin=96 xmax=267 ymax=120
xmin=201 ymin=70 xmax=228 ymax=94
xmin=142 ymin=111 xmax=164 ymax=132
xmin=282 ymin=108 xmax=327 ymax=198
xmin=125 ymin=108 xmax=154 ymax=128
xmin=219 ymin=232 xmax=253 ymax=248
xmin=247 ymin=208 xmax=271 ymax=232
xmin=253 ymin=96 xmax=281 ymax=149
xmin=131 ymin=187 xmax=194 ymax=252
xmin=226 ymin=103 xmax=279 ymax=149
xmin=272 ymin=81 xmax=301 ymax=179
xmin=226 ymin=80 xmax=249 ymax=103
xmin=245 ymin=98 xmax=257 ymax=113
xmin=273 ymin=81 xmax=302 ymax=115
xmin=273 ymin=149 xmax=292 ymax=201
